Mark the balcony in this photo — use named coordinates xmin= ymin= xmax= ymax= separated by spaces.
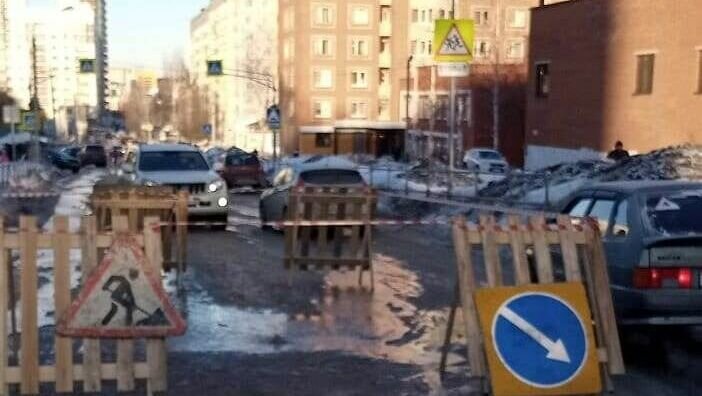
xmin=379 ymin=20 xmax=392 ymax=37
xmin=379 ymin=0 xmax=392 ymax=5
xmin=379 ymin=52 xmax=391 ymax=68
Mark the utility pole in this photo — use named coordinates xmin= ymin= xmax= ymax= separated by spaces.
xmin=492 ymin=0 xmax=501 ymax=151
xmin=29 ymin=36 xmax=41 ymax=161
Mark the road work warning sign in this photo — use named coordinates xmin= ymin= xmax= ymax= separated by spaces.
xmin=57 ymin=235 xmax=186 ymax=338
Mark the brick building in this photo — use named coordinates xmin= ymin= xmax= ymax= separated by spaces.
xmin=525 ymin=0 xmax=702 ymax=169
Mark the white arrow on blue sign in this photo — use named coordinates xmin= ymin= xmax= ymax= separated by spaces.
xmin=492 ymin=292 xmax=588 ymax=389
xmin=202 ymin=123 xmax=213 ymax=136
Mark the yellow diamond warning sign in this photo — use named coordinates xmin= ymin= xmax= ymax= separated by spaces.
xmin=434 ymin=19 xmax=474 ymax=63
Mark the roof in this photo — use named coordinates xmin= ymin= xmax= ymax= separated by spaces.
xmin=582 ymin=180 xmax=702 ymax=194
xmin=139 ymin=143 xmax=200 ymax=153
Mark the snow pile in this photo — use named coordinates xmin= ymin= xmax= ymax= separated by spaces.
xmin=7 ymin=165 xmax=53 ymax=192
xmin=481 ymin=145 xmax=702 ymax=205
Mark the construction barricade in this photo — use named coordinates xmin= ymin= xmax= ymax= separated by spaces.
xmin=440 ymin=214 xmax=625 ymax=395
xmin=0 ymin=215 xmax=183 ymax=395
xmin=91 ymin=185 xmax=189 ymax=282
xmin=284 ymin=186 xmax=376 ymax=289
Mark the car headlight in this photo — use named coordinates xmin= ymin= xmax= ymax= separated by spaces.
xmin=208 ymin=179 xmax=225 ymax=193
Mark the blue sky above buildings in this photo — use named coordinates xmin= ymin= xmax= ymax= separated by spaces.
xmin=29 ymin=0 xmax=208 ymax=69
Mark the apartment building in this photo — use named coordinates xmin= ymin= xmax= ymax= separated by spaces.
xmin=30 ymin=0 xmax=98 ymax=138
xmin=402 ymin=0 xmax=541 ymax=166
xmin=278 ymin=0 xmax=406 ymax=156
xmin=82 ymin=0 xmax=108 ymax=119
xmin=190 ymin=0 xmax=278 ymax=150
xmin=0 ymin=0 xmax=31 ymax=108
xmin=525 ymin=0 xmax=702 ymax=169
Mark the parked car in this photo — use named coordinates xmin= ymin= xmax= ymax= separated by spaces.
xmin=259 ymin=157 xmax=366 ymax=228
xmin=219 ymin=152 xmax=267 ymax=188
xmin=50 ymin=146 xmax=81 ymax=173
xmin=561 ymin=181 xmax=702 ymax=326
xmin=463 ymin=148 xmax=509 ymax=174
xmin=125 ymin=143 xmax=229 ymax=228
xmin=80 ymin=144 xmax=107 ymax=168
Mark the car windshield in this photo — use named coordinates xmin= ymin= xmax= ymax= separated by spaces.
xmin=643 ymin=189 xmax=702 ymax=236
xmin=478 ymin=151 xmax=502 ymax=160
xmin=139 ymin=151 xmax=209 ymax=172
xmin=300 ymin=169 xmax=364 ymax=185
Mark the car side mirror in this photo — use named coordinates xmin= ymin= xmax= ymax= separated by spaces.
xmin=121 ymin=163 xmax=134 ymax=174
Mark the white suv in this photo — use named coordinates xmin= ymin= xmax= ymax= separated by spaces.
xmin=127 ymin=144 xmax=229 ymax=226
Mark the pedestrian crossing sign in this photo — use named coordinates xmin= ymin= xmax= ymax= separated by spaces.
xmin=434 ymin=19 xmax=474 ymax=63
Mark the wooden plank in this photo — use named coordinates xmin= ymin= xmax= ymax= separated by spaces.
xmin=0 ymin=217 xmax=7 ymax=396
xmin=1 ymin=234 xmax=141 ymax=250
xmin=80 ymin=216 xmax=102 ymax=393
xmin=557 ymin=215 xmax=582 ymax=282
xmin=4 ymin=362 xmax=151 ymax=383
xmin=176 ymin=190 xmax=189 ymax=274
xmin=144 ymin=216 xmax=168 ymax=393
xmin=348 ymin=202 xmax=363 ymax=261
xmin=19 ymin=216 xmax=39 ymax=395
xmin=529 ymin=215 xmax=554 ymax=283
xmin=112 ymin=215 xmax=136 ymax=391
xmin=584 ymin=220 xmax=625 ymax=375
xmin=52 ymin=216 xmax=74 ymax=393
xmin=316 ymin=198 xmax=330 ymax=258
xmin=363 ymin=194 xmax=374 ymax=289
xmin=479 ymin=216 xmax=502 ymax=287
xmin=452 ymin=218 xmax=486 ymax=378
xmin=507 ymin=215 xmax=531 ymax=285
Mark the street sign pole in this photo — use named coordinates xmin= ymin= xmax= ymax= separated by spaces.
xmin=448 ymin=76 xmax=456 ymax=195
xmin=272 ymin=128 xmax=278 ymax=168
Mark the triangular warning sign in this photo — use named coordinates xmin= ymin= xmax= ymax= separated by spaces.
xmin=57 ymin=235 xmax=186 ymax=338
xmin=654 ymin=197 xmax=680 ymax=211
xmin=438 ymin=25 xmax=471 ymax=56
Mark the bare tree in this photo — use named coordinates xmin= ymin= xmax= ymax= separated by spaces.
xmin=122 ymin=81 xmax=149 ymax=140
xmin=164 ymin=55 xmax=211 ymax=142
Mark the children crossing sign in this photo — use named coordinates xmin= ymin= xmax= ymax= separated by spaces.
xmin=434 ymin=19 xmax=474 ymax=63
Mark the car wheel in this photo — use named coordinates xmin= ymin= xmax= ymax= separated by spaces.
xmin=212 ymin=214 xmax=229 ymax=231
xmin=260 ymin=202 xmax=272 ymax=231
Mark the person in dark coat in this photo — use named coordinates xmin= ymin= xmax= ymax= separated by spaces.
xmin=607 ymin=141 xmax=630 ymax=161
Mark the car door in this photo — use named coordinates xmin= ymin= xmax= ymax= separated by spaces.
xmin=222 ymin=154 xmax=240 ymax=186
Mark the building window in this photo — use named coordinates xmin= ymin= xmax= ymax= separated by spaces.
xmin=473 ymin=9 xmax=490 ymax=26
xmin=420 ymin=41 xmax=426 ymax=54
xmin=421 ymin=10 xmax=426 ymax=22
xmin=412 ymin=9 xmax=418 ymax=22
xmin=436 ymin=95 xmax=449 ymax=121
xmin=428 ymin=41 xmax=432 ymax=55
xmin=315 ymin=133 xmax=332 ymax=148
xmin=410 ymin=40 xmax=417 ymax=54
xmin=313 ymin=100 xmax=333 ymax=119
xmin=313 ymin=4 xmax=334 ymax=26
xmin=439 ymin=9 xmax=446 ymax=19
xmin=350 ymin=38 xmax=369 ymax=57
xmin=378 ymin=99 xmax=390 ymax=120
xmin=350 ymin=6 xmax=370 ymax=26
xmin=428 ymin=9 xmax=433 ymax=21
xmin=350 ymin=71 xmax=368 ymax=88
xmin=635 ymin=53 xmax=655 ymax=95
xmin=380 ymin=37 xmax=390 ymax=53
xmin=508 ymin=8 xmax=528 ymax=29
xmin=506 ymin=40 xmax=525 ymax=59
xmin=350 ymin=101 xmax=368 ymax=119
xmin=535 ymin=62 xmax=550 ymax=98
xmin=474 ymin=40 xmax=491 ymax=58
xmin=696 ymin=49 xmax=702 ymax=93
xmin=419 ymin=95 xmax=431 ymax=119
xmin=313 ymin=69 xmax=333 ymax=89
xmin=312 ymin=37 xmax=333 ymax=57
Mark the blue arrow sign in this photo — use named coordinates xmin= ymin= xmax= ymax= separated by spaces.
xmin=492 ymin=292 xmax=588 ymax=389
xmin=202 ymin=123 xmax=213 ymax=136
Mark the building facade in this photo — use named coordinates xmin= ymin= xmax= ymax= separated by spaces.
xmin=30 ymin=0 xmax=98 ymax=139
xmin=190 ymin=0 xmax=278 ymax=151
xmin=0 ymin=0 xmax=31 ymax=108
xmin=82 ymin=0 xmax=108 ymax=121
xmin=525 ymin=0 xmax=702 ymax=170
xmin=278 ymin=0 xmax=406 ymax=156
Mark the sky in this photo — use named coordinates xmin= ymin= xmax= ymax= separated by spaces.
xmin=28 ymin=0 xmax=209 ymax=70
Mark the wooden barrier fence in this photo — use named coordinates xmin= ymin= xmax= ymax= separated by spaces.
xmin=0 ymin=215 xmax=168 ymax=395
xmin=284 ymin=186 xmax=376 ymax=289
xmin=91 ymin=186 xmax=188 ymax=281
xmin=440 ymin=214 xmax=624 ymax=391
